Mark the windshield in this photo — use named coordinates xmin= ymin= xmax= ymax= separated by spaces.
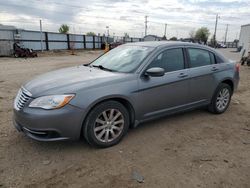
xmin=91 ymin=45 xmax=154 ymax=73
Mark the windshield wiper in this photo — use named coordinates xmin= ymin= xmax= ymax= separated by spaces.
xmin=91 ymin=65 xmax=116 ymax=72
xmin=83 ymin=63 xmax=91 ymax=67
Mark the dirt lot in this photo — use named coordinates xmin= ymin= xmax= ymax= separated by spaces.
xmin=0 ymin=49 xmax=249 ymax=188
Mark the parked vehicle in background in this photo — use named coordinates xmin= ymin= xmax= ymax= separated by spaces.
xmin=13 ymin=41 xmax=239 ymax=148
xmin=13 ymin=42 xmax=37 ymax=58
xmin=217 ymin=43 xmax=227 ymax=48
xmin=109 ymin=41 xmax=123 ymax=50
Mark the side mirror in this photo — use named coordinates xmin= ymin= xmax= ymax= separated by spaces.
xmin=145 ymin=67 xmax=165 ymax=77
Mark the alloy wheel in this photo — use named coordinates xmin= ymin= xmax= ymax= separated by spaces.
xmin=94 ymin=109 xmax=124 ymax=143
xmin=216 ymin=88 xmax=230 ymax=111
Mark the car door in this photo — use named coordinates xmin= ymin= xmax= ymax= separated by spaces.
xmin=137 ymin=47 xmax=190 ymax=120
xmin=186 ymin=47 xmax=217 ymax=104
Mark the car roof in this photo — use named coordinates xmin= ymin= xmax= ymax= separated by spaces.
xmin=123 ymin=41 xmax=227 ymax=61
xmin=125 ymin=41 xmax=219 ymax=53
xmin=124 ymin=41 xmax=209 ymax=49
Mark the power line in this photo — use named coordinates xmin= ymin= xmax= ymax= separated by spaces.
xmin=0 ymin=2 xmax=227 ymax=30
xmin=1 ymin=1 xmax=240 ymax=39
xmin=0 ymin=3 xmax=143 ymax=24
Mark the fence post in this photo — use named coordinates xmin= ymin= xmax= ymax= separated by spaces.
xmin=67 ymin=34 xmax=70 ymax=50
xmin=99 ymin=36 xmax=103 ymax=49
xmin=131 ymin=38 xmax=133 ymax=42
xmin=45 ymin=32 xmax=49 ymax=51
xmin=83 ymin=35 xmax=86 ymax=49
xmin=93 ymin=35 xmax=95 ymax=50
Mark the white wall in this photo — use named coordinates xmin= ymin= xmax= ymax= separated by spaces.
xmin=0 ymin=30 xmax=14 ymax=56
xmin=239 ymin=24 xmax=250 ymax=57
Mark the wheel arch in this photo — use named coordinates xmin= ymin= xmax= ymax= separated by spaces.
xmin=209 ymin=78 xmax=234 ymax=104
xmin=220 ymin=78 xmax=234 ymax=92
xmin=80 ymin=96 xmax=136 ymax=138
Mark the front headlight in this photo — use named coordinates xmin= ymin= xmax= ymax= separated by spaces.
xmin=29 ymin=94 xmax=75 ymax=109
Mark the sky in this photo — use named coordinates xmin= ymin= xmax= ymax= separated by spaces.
xmin=0 ymin=0 xmax=250 ymax=41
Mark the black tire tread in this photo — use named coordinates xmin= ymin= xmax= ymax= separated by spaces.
xmin=208 ymin=83 xmax=232 ymax=114
xmin=83 ymin=100 xmax=129 ymax=148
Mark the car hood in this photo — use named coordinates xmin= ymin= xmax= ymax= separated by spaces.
xmin=24 ymin=65 xmax=130 ymax=97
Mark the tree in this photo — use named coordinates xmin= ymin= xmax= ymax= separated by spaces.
xmin=124 ymin=33 xmax=129 ymax=38
xmin=86 ymin=32 xmax=96 ymax=36
xmin=59 ymin=24 xmax=69 ymax=34
xmin=162 ymin=35 xmax=167 ymax=40
xmin=195 ymin=27 xmax=210 ymax=44
xmin=169 ymin=36 xmax=177 ymax=41
xmin=189 ymin=29 xmax=195 ymax=39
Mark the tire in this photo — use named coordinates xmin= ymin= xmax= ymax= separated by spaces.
xmin=14 ymin=53 xmax=19 ymax=58
xmin=208 ymin=83 xmax=232 ymax=114
xmin=247 ymin=60 xmax=250 ymax=66
xmin=83 ymin=101 xmax=130 ymax=148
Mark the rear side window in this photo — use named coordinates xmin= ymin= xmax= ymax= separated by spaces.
xmin=210 ymin=52 xmax=216 ymax=64
xmin=216 ymin=55 xmax=225 ymax=63
xmin=149 ymin=48 xmax=184 ymax=72
xmin=187 ymin=48 xmax=213 ymax=68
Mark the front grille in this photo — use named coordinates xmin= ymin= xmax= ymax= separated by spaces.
xmin=14 ymin=87 xmax=32 ymax=111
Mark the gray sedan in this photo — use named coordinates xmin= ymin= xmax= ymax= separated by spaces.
xmin=13 ymin=42 xmax=239 ymax=147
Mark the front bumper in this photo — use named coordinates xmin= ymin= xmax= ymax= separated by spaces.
xmin=13 ymin=104 xmax=85 ymax=141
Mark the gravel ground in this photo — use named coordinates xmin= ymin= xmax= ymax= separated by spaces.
xmin=0 ymin=49 xmax=249 ymax=188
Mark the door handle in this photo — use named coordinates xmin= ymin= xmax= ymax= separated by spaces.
xmin=211 ymin=67 xmax=219 ymax=71
xmin=178 ymin=73 xmax=188 ymax=78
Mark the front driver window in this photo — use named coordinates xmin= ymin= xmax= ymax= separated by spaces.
xmin=148 ymin=48 xmax=184 ymax=72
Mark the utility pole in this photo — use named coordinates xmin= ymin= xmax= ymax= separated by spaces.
xmin=106 ymin=26 xmax=109 ymax=37
xmin=144 ymin=15 xmax=148 ymax=36
xmin=39 ymin=19 xmax=43 ymax=52
xmin=105 ymin=26 xmax=109 ymax=44
xmin=213 ymin=14 xmax=219 ymax=48
xmin=224 ymin=24 xmax=229 ymax=44
xmin=164 ymin=23 xmax=167 ymax=39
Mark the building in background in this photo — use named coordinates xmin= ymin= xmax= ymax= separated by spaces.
xmin=239 ymin=24 xmax=250 ymax=57
xmin=143 ymin=35 xmax=162 ymax=41
xmin=0 ymin=24 xmax=16 ymax=56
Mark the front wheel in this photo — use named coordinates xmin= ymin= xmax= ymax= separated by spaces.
xmin=208 ymin=83 xmax=232 ymax=114
xmin=83 ymin=101 xmax=129 ymax=148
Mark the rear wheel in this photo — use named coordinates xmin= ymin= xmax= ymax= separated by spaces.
xmin=247 ymin=60 xmax=250 ymax=66
xmin=208 ymin=83 xmax=232 ymax=114
xmin=83 ymin=101 xmax=129 ymax=148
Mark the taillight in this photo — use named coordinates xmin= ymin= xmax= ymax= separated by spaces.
xmin=235 ymin=63 xmax=240 ymax=72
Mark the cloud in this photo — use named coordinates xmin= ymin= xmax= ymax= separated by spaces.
xmin=0 ymin=0 xmax=249 ymax=40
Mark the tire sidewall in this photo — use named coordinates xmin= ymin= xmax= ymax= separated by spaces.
xmin=84 ymin=101 xmax=129 ymax=148
xmin=213 ymin=83 xmax=232 ymax=114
